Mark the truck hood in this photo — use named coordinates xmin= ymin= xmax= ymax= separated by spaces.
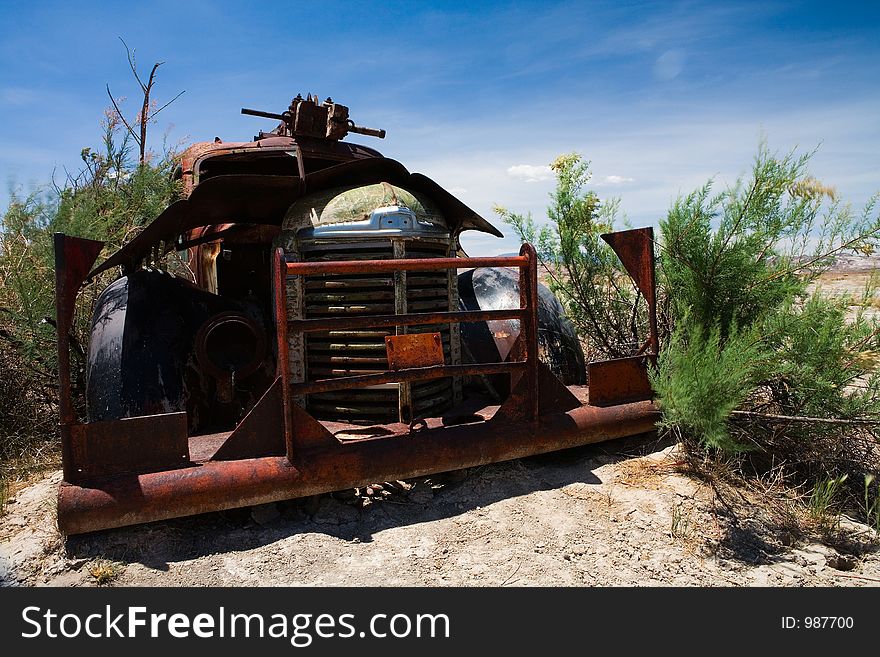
xmin=89 ymin=157 xmax=502 ymax=278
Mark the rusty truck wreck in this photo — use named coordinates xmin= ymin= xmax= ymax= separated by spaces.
xmin=53 ymin=95 xmax=659 ymax=534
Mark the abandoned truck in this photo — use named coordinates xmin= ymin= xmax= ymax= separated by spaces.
xmin=53 ymin=95 xmax=659 ymax=534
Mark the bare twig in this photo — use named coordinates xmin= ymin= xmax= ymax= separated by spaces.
xmin=831 ymin=572 xmax=880 ymax=583
xmin=501 ymin=562 xmax=521 ymax=586
xmin=730 ymin=410 xmax=879 ymax=426
xmin=119 ymin=37 xmax=146 ymax=92
xmin=152 ymin=90 xmax=185 ymax=119
xmin=105 ymin=85 xmax=139 ymax=146
xmin=109 ymin=38 xmax=183 ymax=166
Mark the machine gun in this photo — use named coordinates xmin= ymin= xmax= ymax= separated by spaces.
xmin=242 ymin=94 xmax=386 ymax=141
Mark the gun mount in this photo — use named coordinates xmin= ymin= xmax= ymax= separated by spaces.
xmin=242 ymin=94 xmax=386 ymax=142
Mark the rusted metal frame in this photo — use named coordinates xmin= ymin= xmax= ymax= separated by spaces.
xmin=285 ymin=254 xmax=527 ymax=276
xmin=290 ymin=308 xmax=525 ymax=333
xmin=646 ymin=241 xmax=659 ymax=356
xmin=283 ymin=251 xmax=534 ymax=398
xmin=519 ymin=243 xmax=540 ymax=426
xmin=291 ymin=362 xmax=525 ymax=396
xmin=53 ymin=234 xmax=105 ymax=482
xmin=273 ymin=247 xmax=295 ymax=459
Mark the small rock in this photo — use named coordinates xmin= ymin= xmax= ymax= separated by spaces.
xmin=250 ymin=503 xmax=281 ymax=526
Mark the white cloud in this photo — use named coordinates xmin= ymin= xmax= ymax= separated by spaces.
xmin=596 ymin=175 xmax=635 ymax=186
xmin=506 ymin=164 xmax=553 ymax=182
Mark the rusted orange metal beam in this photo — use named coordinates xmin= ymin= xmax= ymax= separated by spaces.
xmin=285 ymin=254 xmax=527 ymax=276
xmin=289 ymin=308 xmax=525 ymax=333
xmin=291 ymin=362 xmax=526 ymax=396
xmin=56 ymin=399 xmax=658 ymax=535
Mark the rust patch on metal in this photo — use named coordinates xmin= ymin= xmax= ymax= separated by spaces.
xmin=588 ymin=356 xmax=654 ymax=407
xmin=68 ymin=412 xmax=189 ymax=480
xmin=385 ymin=332 xmax=444 ymax=370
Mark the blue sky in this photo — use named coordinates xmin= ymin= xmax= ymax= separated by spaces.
xmin=1 ymin=0 xmax=878 ymax=255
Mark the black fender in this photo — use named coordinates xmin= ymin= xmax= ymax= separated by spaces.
xmin=458 ymin=267 xmax=586 ymax=396
xmin=85 ymin=270 xmax=272 ymax=432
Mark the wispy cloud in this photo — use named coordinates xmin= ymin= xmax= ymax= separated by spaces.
xmin=0 ymin=87 xmax=38 ymax=107
xmin=507 ymin=164 xmax=553 ymax=182
xmin=595 ymin=175 xmax=635 ymax=186
xmin=653 ymin=49 xmax=685 ymax=81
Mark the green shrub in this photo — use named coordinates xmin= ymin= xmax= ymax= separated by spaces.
xmin=0 ymin=109 xmax=180 ymax=482
xmin=650 ymin=321 xmax=765 ymax=452
xmin=497 ymin=153 xmax=643 ymax=360
xmin=654 ymin=144 xmax=880 ymax=506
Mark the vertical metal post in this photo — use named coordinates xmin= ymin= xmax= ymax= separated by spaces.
xmin=274 ymin=248 xmax=294 ymax=460
xmin=447 ymin=241 xmax=463 ymax=406
xmin=54 ymin=238 xmax=75 ymax=482
xmin=646 ymin=230 xmax=659 ymax=356
xmin=53 ymin=234 xmax=103 ymax=482
xmin=519 ymin=243 xmax=540 ymax=425
xmin=393 ymin=239 xmax=411 ymax=423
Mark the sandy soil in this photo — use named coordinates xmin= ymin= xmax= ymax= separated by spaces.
xmin=2 ymin=436 xmax=878 ymax=587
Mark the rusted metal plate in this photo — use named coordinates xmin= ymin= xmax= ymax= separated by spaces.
xmin=588 ymin=356 xmax=653 ymax=407
xmin=601 ymin=228 xmax=655 ymax=307
xmin=536 ymin=362 xmax=581 ymax=415
xmin=601 ymin=227 xmax=659 ymax=354
xmin=210 ymin=378 xmax=286 ymax=461
xmin=385 ymin=332 xmax=445 ymax=370
xmin=68 ymin=412 xmax=189 ymax=480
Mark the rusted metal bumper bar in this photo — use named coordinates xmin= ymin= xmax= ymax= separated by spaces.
xmin=291 ymin=362 xmax=525 ymax=396
xmin=56 ymin=399 xmax=658 ymax=535
xmin=289 ymin=308 xmax=525 ymax=333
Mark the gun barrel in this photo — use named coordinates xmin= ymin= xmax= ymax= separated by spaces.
xmin=241 ymin=108 xmax=287 ymax=121
xmin=348 ymin=124 xmax=386 ymax=139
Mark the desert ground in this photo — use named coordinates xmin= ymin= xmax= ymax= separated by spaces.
xmin=2 ymin=435 xmax=878 ymax=587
